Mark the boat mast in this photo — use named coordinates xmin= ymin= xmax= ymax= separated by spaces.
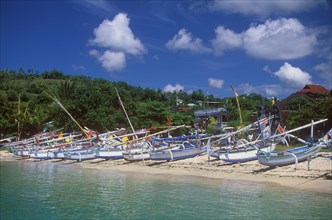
xmin=115 ymin=87 xmax=136 ymax=134
xmin=17 ymin=93 xmax=21 ymax=141
xmin=45 ymin=92 xmax=89 ymax=138
xmin=231 ymin=85 xmax=243 ymax=127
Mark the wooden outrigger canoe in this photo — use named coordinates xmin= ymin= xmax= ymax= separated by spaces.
xmin=149 ymin=140 xmax=208 ymax=161
xmin=257 ymin=143 xmax=325 ymax=167
xmin=257 ymin=126 xmax=331 ymax=167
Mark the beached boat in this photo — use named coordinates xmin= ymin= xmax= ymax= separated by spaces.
xmin=30 ymin=149 xmax=55 ymax=160
xmin=123 ymin=132 xmax=205 ymax=162
xmin=122 ymin=141 xmax=152 ymax=161
xmin=94 ymin=130 xmax=149 ymax=160
xmin=122 ymin=149 xmax=151 ymax=161
xmin=257 ymin=128 xmax=332 ymax=167
xmin=95 ymin=146 xmax=126 ymax=160
xmin=149 ymin=140 xmax=207 ymax=161
xmin=14 ymin=145 xmax=34 ymax=158
xmin=257 ymin=143 xmax=325 ymax=167
xmin=215 ymin=141 xmax=276 ymax=163
xmin=51 ymin=140 xmax=92 ymax=159
xmin=64 ymin=148 xmax=96 ymax=161
xmin=208 ymin=116 xmax=275 ymax=162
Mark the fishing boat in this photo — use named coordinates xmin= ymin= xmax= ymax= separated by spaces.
xmin=95 ymin=146 xmax=126 ymax=160
xmin=10 ymin=130 xmax=65 ymax=158
xmin=208 ymin=116 xmax=276 ymax=162
xmin=52 ymin=140 xmax=93 ymax=159
xmin=122 ymin=138 xmax=178 ymax=161
xmin=257 ymin=127 xmax=331 ymax=167
xmin=149 ymin=140 xmax=208 ymax=161
xmin=30 ymin=149 xmax=54 ymax=160
xmin=215 ymin=141 xmax=276 ymax=163
xmin=122 ymin=149 xmax=151 ymax=161
xmin=257 ymin=143 xmax=325 ymax=167
xmin=28 ymin=133 xmax=83 ymax=159
xmin=14 ymin=145 xmax=34 ymax=158
xmin=94 ymin=129 xmax=149 ymax=160
xmin=64 ymin=148 xmax=96 ymax=161
xmin=122 ymin=131 xmax=204 ymax=162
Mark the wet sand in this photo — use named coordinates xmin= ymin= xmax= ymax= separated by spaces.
xmin=1 ymin=150 xmax=331 ymax=193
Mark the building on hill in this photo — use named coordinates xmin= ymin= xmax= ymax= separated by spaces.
xmin=280 ymin=84 xmax=329 ymax=110
xmin=194 ymin=107 xmax=228 ymax=131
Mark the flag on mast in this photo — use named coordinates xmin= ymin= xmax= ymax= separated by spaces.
xmin=231 ymin=85 xmax=243 ymax=126
xmin=277 ymin=124 xmax=285 ymax=134
xmin=167 ymin=116 xmax=172 ymax=126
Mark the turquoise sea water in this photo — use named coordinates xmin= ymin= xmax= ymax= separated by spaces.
xmin=0 ymin=161 xmax=331 ymax=220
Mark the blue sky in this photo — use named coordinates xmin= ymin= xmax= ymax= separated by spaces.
xmin=1 ymin=0 xmax=331 ymax=98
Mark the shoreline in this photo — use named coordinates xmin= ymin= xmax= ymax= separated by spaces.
xmin=1 ymin=150 xmax=331 ymax=194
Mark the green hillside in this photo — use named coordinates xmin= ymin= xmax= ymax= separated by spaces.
xmin=0 ymin=68 xmax=330 ymax=140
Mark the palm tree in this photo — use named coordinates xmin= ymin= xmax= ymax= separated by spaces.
xmin=14 ymin=94 xmax=30 ymax=140
xmin=57 ymin=79 xmax=75 ymax=100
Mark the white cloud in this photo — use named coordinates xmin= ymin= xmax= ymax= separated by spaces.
xmin=83 ymin=0 xmax=113 ymax=13
xmin=89 ymin=13 xmax=146 ymax=55
xmin=211 ymin=26 xmax=242 ymax=55
xmin=209 ymin=18 xmax=318 ymax=60
xmin=89 ymin=13 xmax=146 ymax=72
xmin=208 ymin=0 xmax=322 ymax=17
xmin=264 ymin=85 xmax=282 ymax=97
xmin=163 ymin=84 xmax=184 ymax=93
xmin=239 ymin=83 xmax=258 ymax=94
xmin=208 ymin=77 xmax=225 ymax=88
xmin=314 ymin=62 xmax=331 ymax=82
xmin=97 ymin=50 xmax=126 ymax=72
xmin=89 ymin=49 xmax=100 ymax=57
xmin=274 ymin=62 xmax=312 ymax=89
xmin=233 ymin=83 xmax=285 ymax=97
xmin=242 ymin=18 xmax=317 ymax=59
xmin=166 ymin=28 xmax=211 ymax=53
xmin=263 ymin=65 xmax=272 ymax=73
xmin=72 ymin=64 xmax=86 ymax=71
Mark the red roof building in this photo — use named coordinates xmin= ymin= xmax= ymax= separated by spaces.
xmin=280 ymin=84 xmax=329 ymax=109
xmin=297 ymin=84 xmax=329 ymax=95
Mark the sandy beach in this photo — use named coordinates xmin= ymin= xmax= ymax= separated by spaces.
xmin=1 ymin=150 xmax=331 ymax=194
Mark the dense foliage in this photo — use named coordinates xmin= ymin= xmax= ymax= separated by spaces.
xmin=0 ymin=68 xmax=330 ymax=139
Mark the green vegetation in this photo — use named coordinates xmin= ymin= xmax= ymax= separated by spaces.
xmin=0 ymin=68 xmax=330 ymax=139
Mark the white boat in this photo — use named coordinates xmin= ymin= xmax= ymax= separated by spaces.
xmin=30 ymin=149 xmax=55 ymax=160
xmin=95 ymin=147 xmax=126 ymax=160
xmin=64 ymin=148 xmax=96 ymax=161
xmin=257 ymin=143 xmax=324 ymax=166
xmin=218 ymin=143 xmax=276 ymax=163
xmin=13 ymin=146 xmax=34 ymax=158
xmin=122 ymin=142 xmax=153 ymax=161
xmin=149 ymin=140 xmax=207 ymax=161
xmin=257 ymin=127 xmax=331 ymax=167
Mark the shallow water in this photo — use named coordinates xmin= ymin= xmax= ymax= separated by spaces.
xmin=0 ymin=161 xmax=331 ymax=219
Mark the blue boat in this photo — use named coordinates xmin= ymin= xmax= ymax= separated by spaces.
xmin=149 ymin=141 xmax=207 ymax=161
xmin=257 ymin=128 xmax=332 ymax=167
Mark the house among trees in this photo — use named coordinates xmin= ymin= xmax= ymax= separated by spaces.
xmin=280 ymin=84 xmax=329 ymax=110
xmin=194 ymin=107 xmax=228 ymax=130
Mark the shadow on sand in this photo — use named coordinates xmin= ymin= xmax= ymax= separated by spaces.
xmin=253 ymin=166 xmax=277 ymax=173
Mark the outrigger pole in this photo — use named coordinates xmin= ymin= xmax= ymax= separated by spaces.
xmin=115 ymin=87 xmax=136 ymax=134
xmin=231 ymin=85 xmax=243 ymax=127
xmin=44 ymin=90 xmax=89 ymax=138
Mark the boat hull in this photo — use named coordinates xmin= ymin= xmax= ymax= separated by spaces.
xmin=257 ymin=144 xmax=323 ymax=166
xmin=218 ymin=144 xmax=276 ymax=163
xmin=123 ymin=151 xmax=150 ymax=161
xmin=149 ymin=145 xmax=207 ymax=161
xmin=95 ymin=149 xmax=125 ymax=160
xmin=30 ymin=150 xmax=54 ymax=160
xmin=14 ymin=148 xmax=32 ymax=158
xmin=64 ymin=149 xmax=96 ymax=161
